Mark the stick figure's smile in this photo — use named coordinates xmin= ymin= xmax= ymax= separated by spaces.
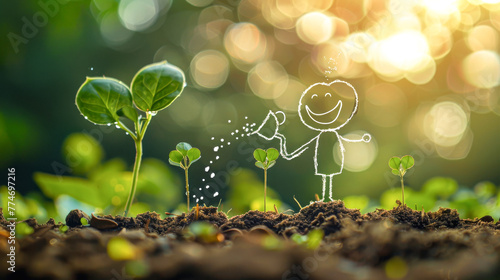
xmin=306 ymin=100 xmax=342 ymax=125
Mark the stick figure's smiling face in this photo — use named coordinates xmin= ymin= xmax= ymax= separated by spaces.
xmin=299 ymin=80 xmax=359 ymax=132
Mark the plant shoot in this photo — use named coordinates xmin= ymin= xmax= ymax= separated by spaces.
xmin=76 ymin=61 xmax=186 ymax=216
xmin=169 ymin=142 xmax=201 ymax=211
xmin=254 ymin=148 xmax=279 ymax=212
xmin=389 ymin=155 xmax=415 ymax=206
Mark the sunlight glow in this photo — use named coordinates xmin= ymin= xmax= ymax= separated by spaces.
xmin=378 ymin=31 xmax=430 ymax=72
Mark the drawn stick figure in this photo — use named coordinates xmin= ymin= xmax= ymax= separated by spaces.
xmin=253 ymin=80 xmax=371 ymax=201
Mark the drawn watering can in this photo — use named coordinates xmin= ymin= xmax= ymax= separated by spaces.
xmin=251 ymin=110 xmax=286 ymax=140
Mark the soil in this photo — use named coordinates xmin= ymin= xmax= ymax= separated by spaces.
xmin=1 ymin=201 xmax=499 ymax=280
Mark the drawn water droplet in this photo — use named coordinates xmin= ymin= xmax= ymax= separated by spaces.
xmin=227 ymin=142 xmax=231 ymax=145
xmin=241 ymin=134 xmax=244 ymax=137
xmin=115 ymin=125 xmax=120 ymax=129
xmin=125 ymin=132 xmax=129 ymax=135
xmin=205 ymin=166 xmax=210 ymax=172
xmin=209 ymin=161 xmax=213 ymax=164
xmin=220 ymin=145 xmax=224 ymax=148
xmin=148 ymin=111 xmax=158 ymax=116
xmin=220 ymin=138 xmax=224 ymax=142
xmin=107 ymin=123 xmax=111 ymax=126
xmin=216 ymin=156 xmax=220 ymax=160
xmin=202 ymin=178 xmax=206 ymax=182
xmin=90 ymin=67 xmax=94 ymax=70
xmin=231 ymin=132 xmax=234 ymax=136
xmin=211 ymin=137 xmax=215 ymax=140
xmin=246 ymin=123 xmax=249 ymax=126
xmin=210 ymin=173 xmax=215 ymax=178
xmin=213 ymin=146 xmax=219 ymax=152
xmin=206 ymin=185 xmax=209 ymax=189
xmin=84 ymin=116 xmax=88 ymax=120
xmin=245 ymin=116 xmax=248 ymax=119
xmin=200 ymin=196 xmax=204 ymax=200
xmin=235 ymin=129 xmax=239 ymax=133
xmin=236 ymin=137 xmax=239 ymax=140
xmin=193 ymin=194 xmax=196 ymax=198
xmin=199 ymin=188 xmax=202 ymax=191
xmin=228 ymin=120 xmax=231 ymax=123
xmin=251 ymin=123 xmax=256 ymax=127
xmin=196 ymin=198 xmax=199 ymax=203
xmin=214 ymin=192 xmax=219 ymax=197
xmin=184 ymin=82 xmax=187 ymax=87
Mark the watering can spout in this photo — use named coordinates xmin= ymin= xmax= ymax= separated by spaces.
xmin=251 ymin=110 xmax=286 ymax=140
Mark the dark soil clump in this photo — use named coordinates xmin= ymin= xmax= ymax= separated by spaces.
xmin=1 ymin=201 xmax=499 ymax=280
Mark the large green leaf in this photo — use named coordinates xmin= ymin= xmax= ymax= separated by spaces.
xmin=76 ymin=77 xmax=133 ymax=125
xmin=116 ymin=106 xmax=139 ymax=124
xmin=34 ymin=172 xmax=105 ymax=208
xmin=131 ymin=61 xmax=186 ymax=112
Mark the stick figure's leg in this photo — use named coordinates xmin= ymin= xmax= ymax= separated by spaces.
xmin=320 ymin=175 xmax=326 ymax=202
xmin=328 ymin=175 xmax=334 ymax=201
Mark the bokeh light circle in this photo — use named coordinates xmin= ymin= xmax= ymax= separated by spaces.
xmin=118 ymin=0 xmax=160 ymax=32
xmin=224 ymin=22 xmax=268 ymax=65
xmin=334 ymin=131 xmax=378 ymax=172
xmin=423 ymin=101 xmax=469 ymax=147
xmin=248 ymin=61 xmax=289 ymax=100
xmin=296 ymin=12 xmax=334 ymax=45
xmin=462 ymin=50 xmax=500 ymax=88
xmin=190 ymin=50 xmax=230 ymax=90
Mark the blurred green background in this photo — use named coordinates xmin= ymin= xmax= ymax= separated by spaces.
xmin=2 ymin=0 xmax=500 ymax=221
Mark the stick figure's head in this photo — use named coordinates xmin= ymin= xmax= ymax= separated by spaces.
xmin=298 ymin=80 xmax=359 ymax=132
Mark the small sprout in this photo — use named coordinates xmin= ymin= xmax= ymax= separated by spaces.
xmin=187 ymin=221 xmax=224 ymax=243
xmin=80 ymin=217 xmax=88 ymax=226
xmin=388 ymin=155 xmax=415 ymax=206
xmin=16 ymin=222 xmax=34 ymax=237
xmin=107 ymin=237 xmax=138 ymax=261
xmin=59 ymin=225 xmax=69 ymax=233
xmin=169 ymin=142 xmax=201 ymax=211
xmin=290 ymin=229 xmax=324 ymax=250
xmin=261 ymin=234 xmax=283 ymax=250
xmin=253 ymin=148 xmax=279 ymax=212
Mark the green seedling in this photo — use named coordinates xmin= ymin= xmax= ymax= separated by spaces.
xmin=80 ymin=217 xmax=88 ymax=226
xmin=290 ymin=229 xmax=324 ymax=250
xmin=389 ymin=155 xmax=415 ymax=206
xmin=253 ymin=148 xmax=279 ymax=212
xmin=76 ymin=61 xmax=186 ymax=216
xmin=169 ymin=142 xmax=201 ymax=211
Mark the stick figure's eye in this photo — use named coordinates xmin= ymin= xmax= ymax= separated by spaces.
xmin=325 ymin=93 xmax=331 ymax=97
xmin=311 ymin=94 xmax=318 ymax=99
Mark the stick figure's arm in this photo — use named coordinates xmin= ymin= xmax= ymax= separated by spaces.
xmin=339 ymin=133 xmax=371 ymax=143
xmin=275 ymin=133 xmax=316 ymax=160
